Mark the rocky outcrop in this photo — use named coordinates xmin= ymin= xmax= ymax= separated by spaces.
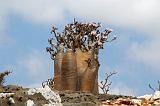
xmin=1 ymin=85 xmax=160 ymax=106
xmin=101 ymin=91 xmax=160 ymax=106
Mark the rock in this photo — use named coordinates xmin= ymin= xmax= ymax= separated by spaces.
xmin=59 ymin=91 xmax=101 ymax=106
xmin=0 ymin=93 xmax=14 ymax=98
xmin=26 ymin=99 xmax=34 ymax=106
xmin=2 ymin=84 xmax=160 ymax=106
xmin=8 ymin=97 xmax=15 ymax=104
xmin=63 ymin=102 xmax=98 ymax=106
xmin=28 ymin=85 xmax=62 ymax=106
xmin=153 ymin=91 xmax=160 ymax=99
xmin=132 ymin=99 xmax=142 ymax=105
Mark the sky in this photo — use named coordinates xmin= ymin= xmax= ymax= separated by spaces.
xmin=0 ymin=0 xmax=160 ymax=96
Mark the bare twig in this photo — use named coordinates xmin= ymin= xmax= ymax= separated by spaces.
xmin=149 ymin=84 xmax=156 ymax=92
xmin=42 ymin=78 xmax=54 ymax=88
xmin=158 ymin=80 xmax=160 ymax=91
xmin=99 ymin=71 xmax=117 ymax=94
xmin=149 ymin=80 xmax=160 ymax=92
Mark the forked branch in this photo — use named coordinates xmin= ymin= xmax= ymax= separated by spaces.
xmin=99 ymin=71 xmax=117 ymax=94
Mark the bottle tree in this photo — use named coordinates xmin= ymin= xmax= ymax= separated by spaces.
xmin=46 ymin=19 xmax=114 ymax=94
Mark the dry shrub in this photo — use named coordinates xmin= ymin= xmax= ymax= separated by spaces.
xmin=0 ymin=70 xmax=11 ymax=86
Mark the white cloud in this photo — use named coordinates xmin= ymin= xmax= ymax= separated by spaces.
xmin=0 ymin=0 xmax=10 ymax=32
xmin=17 ymin=49 xmax=52 ymax=79
xmin=109 ymin=83 xmax=135 ymax=96
xmin=1 ymin=0 xmax=160 ymax=71
xmin=0 ymin=0 xmax=13 ymax=46
xmin=10 ymin=0 xmax=159 ymax=29
xmin=2 ymin=49 xmax=53 ymax=86
xmin=0 ymin=35 xmax=8 ymax=45
xmin=11 ymin=0 xmax=67 ymax=24
xmin=65 ymin=0 xmax=160 ymax=71
xmin=3 ymin=0 xmax=160 ymax=34
xmin=67 ymin=0 xmax=160 ymax=31
xmin=26 ymin=82 xmax=41 ymax=88
xmin=10 ymin=0 xmax=160 ymax=70
xmin=129 ymin=40 xmax=160 ymax=70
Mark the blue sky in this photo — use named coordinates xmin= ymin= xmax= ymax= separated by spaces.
xmin=0 ymin=0 xmax=160 ymax=96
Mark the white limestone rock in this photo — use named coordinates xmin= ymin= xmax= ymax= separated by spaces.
xmin=28 ymin=85 xmax=62 ymax=106
xmin=26 ymin=99 xmax=34 ymax=106
xmin=0 ymin=93 xmax=14 ymax=98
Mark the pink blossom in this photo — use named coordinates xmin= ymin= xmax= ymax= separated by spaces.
xmin=91 ymin=30 xmax=97 ymax=35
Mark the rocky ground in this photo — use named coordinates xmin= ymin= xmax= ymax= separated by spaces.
xmin=0 ymin=85 xmax=160 ymax=106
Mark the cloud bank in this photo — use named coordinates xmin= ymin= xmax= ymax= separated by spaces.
xmin=0 ymin=0 xmax=11 ymax=45
xmin=16 ymin=50 xmax=52 ymax=79
xmin=0 ymin=0 xmax=160 ymax=73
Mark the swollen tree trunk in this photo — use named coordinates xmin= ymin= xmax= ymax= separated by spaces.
xmin=80 ymin=56 xmax=99 ymax=94
xmin=76 ymin=49 xmax=92 ymax=91
xmin=54 ymin=51 xmax=64 ymax=91
xmin=93 ymin=74 xmax=99 ymax=94
xmin=61 ymin=49 xmax=77 ymax=91
xmin=76 ymin=49 xmax=99 ymax=94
